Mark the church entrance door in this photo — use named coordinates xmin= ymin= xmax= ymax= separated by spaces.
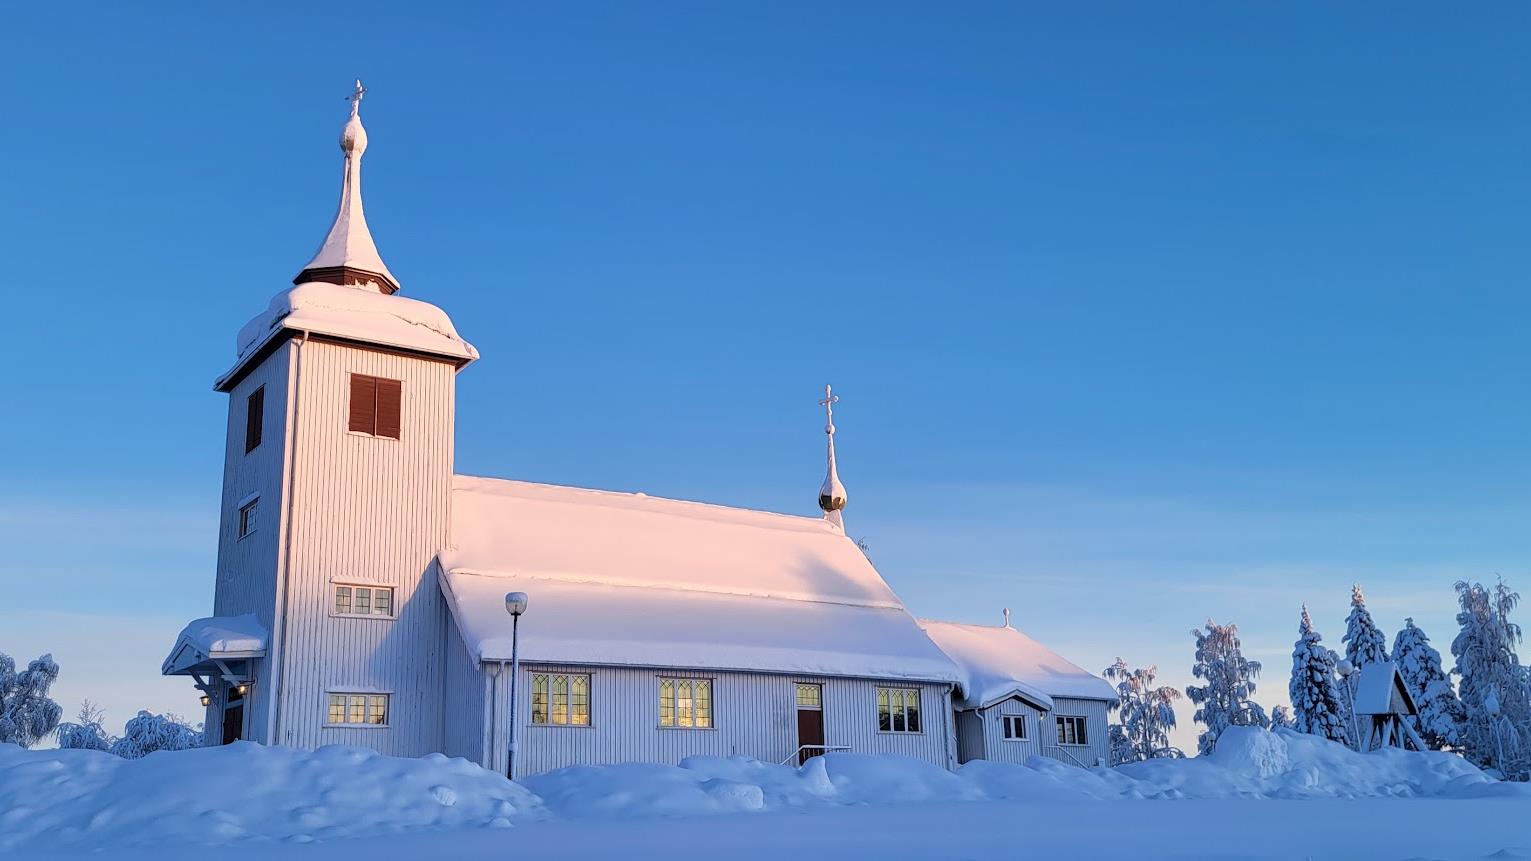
xmin=221 ymin=683 xmax=247 ymax=745
xmin=794 ymin=683 xmax=824 ymax=765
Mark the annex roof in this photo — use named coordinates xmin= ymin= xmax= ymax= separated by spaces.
xmin=920 ymin=619 xmax=1116 ymax=710
xmin=162 ymin=614 xmax=268 ymax=677
xmin=438 ymin=475 xmax=960 ymax=683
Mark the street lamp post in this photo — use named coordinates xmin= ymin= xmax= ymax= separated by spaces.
xmin=504 ymin=591 xmax=529 ymax=780
xmin=1336 ymin=659 xmax=1361 ymax=751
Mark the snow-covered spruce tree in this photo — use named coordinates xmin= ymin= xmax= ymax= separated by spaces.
xmin=56 ymin=701 xmax=113 ymax=752
xmin=1288 ymin=605 xmax=1350 ymax=744
xmin=1342 ymin=584 xmax=1389 ymax=669
xmin=1452 ymin=579 xmax=1531 ymax=778
xmin=1392 ymin=617 xmax=1465 ymax=751
xmin=109 ymin=710 xmax=202 ymax=758
xmin=1103 ymin=658 xmax=1184 ymax=764
xmin=1270 ymin=704 xmax=1294 ymax=729
xmin=0 ymin=652 xmax=62 ymax=749
xmin=1187 ymin=620 xmax=1269 ymax=755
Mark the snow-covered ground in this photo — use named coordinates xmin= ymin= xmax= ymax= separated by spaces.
xmin=4 ymin=728 xmax=1526 ymax=860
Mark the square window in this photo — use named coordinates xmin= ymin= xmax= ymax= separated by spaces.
xmin=795 ymin=683 xmax=822 ymax=708
xmin=1002 ymin=715 xmax=1027 ymax=741
xmin=334 ymin=586 xmax=352 ymax=615
xmin=349 ymin=374 xmax=402 ymax=439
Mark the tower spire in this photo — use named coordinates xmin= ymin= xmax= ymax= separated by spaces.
xmin=294 ymin=79 xmax=402 ymax=295
xmin=818 ymin=384 xmax=848 ymax=530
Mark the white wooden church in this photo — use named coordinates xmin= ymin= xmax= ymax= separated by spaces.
xmin=162 ymin=84 xmax=1115 ymax=777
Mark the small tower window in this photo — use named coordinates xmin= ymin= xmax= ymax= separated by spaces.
xmin=348 ymin=374 xmax=402 ymax=439
xmin=237 ymin=498 xmax=258 ymax=539
xmin=244 ymin=387 xmax=265 ymax=453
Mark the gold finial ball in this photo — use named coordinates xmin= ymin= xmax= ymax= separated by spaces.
xmin=819 ymin=492 xmax=847 ymax=512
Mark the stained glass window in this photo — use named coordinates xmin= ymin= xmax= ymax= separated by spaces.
xmin=529 ymin=673 xmax=590 ymax=726
xmin=658 ymin=678 xmax=713 ymax=729
xmin=877 ymin=687 xmax=920 ymax=733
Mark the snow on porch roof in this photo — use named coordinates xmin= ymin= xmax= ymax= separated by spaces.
xmin=920 ymin=619 xmax=1116 ymax=710
xmin=162 ymin=614 xmax=268 ymax=676
xmin=437 ymin=475 xmax=960 ymax=682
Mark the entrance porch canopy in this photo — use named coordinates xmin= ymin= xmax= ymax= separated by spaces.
xmin=162 ymin=614 xmax=268 ymax=683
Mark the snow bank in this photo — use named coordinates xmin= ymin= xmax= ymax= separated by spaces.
xmin=0 ymin=742 xmax=543 ymax=854
xmin=524 ymin=727 xmax=1523 ymax=820
xmin=2 ymin=728 xmax=1523 ymax=854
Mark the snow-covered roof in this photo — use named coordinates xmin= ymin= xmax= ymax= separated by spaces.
xmin=162 ymin=614 xmax=268 ymax=676
xmin=1354 ymin=661 xmax=1416 ymax=716
xmin=438 ymin=475 xmax=960 ymax=683
xmin=217 ymin=281 xmax=478 ymax=389
xmin=919 ymin=620 xmax=1116 ymax=709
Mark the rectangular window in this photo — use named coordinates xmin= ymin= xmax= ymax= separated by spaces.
xmin=1001 ymin=715 xmax=1028 ymax=741
xmin=237 ymin=499 xmax=258 ymax=538
xmin=327 ymin=692 xmax=389 ymax=726
xmin=795 ymin=683 xmax=822 ymax=709
xmin=245 ymin=387 xmax=264 ymax=453
xmin=1057 ymin=715 xmax=1088 ymax=746
xmin=658 ymin=677 xmax=713 ymax=728
xmin=877 ymin=687 xmax=921 ymax=733
xmin=333 ymin=584 xmax=394 ymax=617
xmin=348 ymin=373 xmax=402 ymax=439
xmin=529 ymin=673 xmax=591 ymax=726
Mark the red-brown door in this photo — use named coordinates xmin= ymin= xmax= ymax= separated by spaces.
xmin=795 ymin=683 xmax=824 ymax=764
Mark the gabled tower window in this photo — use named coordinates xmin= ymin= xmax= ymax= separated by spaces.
xmin=244 ymin=387 xmax=265 ymax=453
xmin=348 ymin=374 xmax=402 ymax=439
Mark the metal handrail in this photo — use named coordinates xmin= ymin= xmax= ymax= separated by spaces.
xmin=780 ymin=744 xmax=851 ymax=765
xmin=1041 ymin=744 xmax=1091 ymax=768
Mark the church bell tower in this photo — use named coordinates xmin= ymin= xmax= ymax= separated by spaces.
xmin=206 ymin=82 xmax=477 ymax=754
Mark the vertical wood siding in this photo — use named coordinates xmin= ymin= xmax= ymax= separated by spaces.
xmin=272 ymin=340 xmax=457 ymax=756
xmin=442 ymin=604 xmax=485 ymax=761
xmin=210 ymin=345 xmax=295 ymax=743
xmin=1042 ymin=696 xmax=1110 ymax=767
xmin=973 ymin=697 xmax=1045 ymax=764
xmin=954 ymin=709 xmax=985 ymax=764
xmin=488 ymin=663 xmax=953 ymax=777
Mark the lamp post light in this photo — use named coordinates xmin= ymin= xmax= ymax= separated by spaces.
xmin=504 ymin=591 xmax=529 ymax=780
xmin=1336 ymin=658 xmax=1361 ymax=751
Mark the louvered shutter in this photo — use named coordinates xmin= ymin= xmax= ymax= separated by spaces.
xmin=245 ymin=387 xmax=264 ymax=453
xmin=349 ymin=374 xmax=377 ymax=434
xmin=376 ymin=378 xmax=402 ymax=439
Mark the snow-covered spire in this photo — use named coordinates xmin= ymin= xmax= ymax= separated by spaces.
xmin=817 ymin=384 xmax=848 ymax=530
xmin=294 ymin=79 xmax=402 ymax=295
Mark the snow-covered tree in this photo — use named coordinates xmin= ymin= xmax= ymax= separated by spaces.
xmin=109 ymin=710 xmax=202 ymax=759
xmin=1187 ymin=620 xmax=1269 ymax=755
xmin=1103 ymin=658 xmax=1184 ymax=764
xmin=1342 ymin=584 xmax=1389 ymax=668
xmin=0 ymin=652 xmax=62 ymax=749
xmin=56 ymin=700 xmax=113 ymax=752
xmin=1270 ymin=704 xmax=1294 ymax=729
xmin=1452 ymin=579 xmax=1531 ymax=779
xmin=1288 ymin=604 xmax=1350 ymax=744
xmin=1392 ymin=617 xmax=1465 ymax=751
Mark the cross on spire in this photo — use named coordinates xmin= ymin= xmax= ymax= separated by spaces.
xmin=347 ymin=79 xmax=366 ymax=116
xmin=817 ymin=384 xmax=848 ymax=528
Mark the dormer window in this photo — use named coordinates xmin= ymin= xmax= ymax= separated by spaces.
xmin=348 ymin=374 xmax=402 ymax=439
xmin=244 ymin=387 xmax=265 ymax=453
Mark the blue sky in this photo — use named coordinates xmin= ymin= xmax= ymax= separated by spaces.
xmin=2 ymin=4 xmax=1529 ymax=752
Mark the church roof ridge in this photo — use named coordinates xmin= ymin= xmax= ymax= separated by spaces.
xmin=451 ymin=473 xmax=836 ymax=535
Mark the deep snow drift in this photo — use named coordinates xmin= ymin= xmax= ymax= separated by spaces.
xmin=0 ymin=727 xmax=1522 ymax=856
